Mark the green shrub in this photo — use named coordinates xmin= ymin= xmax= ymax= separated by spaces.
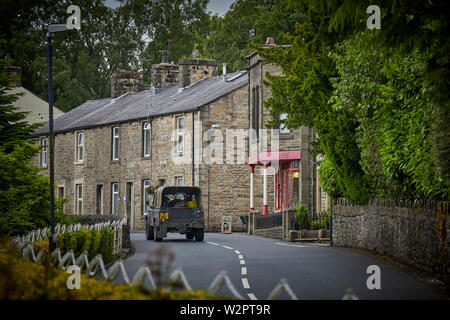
xmin=88 ymin=229 xmax=101 ymax=260
xmin=99 ymin=227 xmax=114 ymax=264
xmin=310 ymin=221 xmax=321 ymax=230
xmin=294 ymin=205 xmax=311 ymax=230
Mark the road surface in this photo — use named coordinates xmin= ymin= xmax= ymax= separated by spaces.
xmin=116 ymin=232 xmax=447 ymax=300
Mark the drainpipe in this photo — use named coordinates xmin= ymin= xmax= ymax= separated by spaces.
xmin=311 ymin=127 xmax=315 ymax=218
xmin=192 ymin=110 xmax=195 ymax=186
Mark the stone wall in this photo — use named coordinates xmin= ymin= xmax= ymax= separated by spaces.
xmin=333 ymin=199 xmax=450 ymax=285
xmin=254 ymin=227 xmax=283 ymax=239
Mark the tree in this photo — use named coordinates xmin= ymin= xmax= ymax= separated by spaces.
xmin=328 ymin=0 xmax=450 ymax=193
xmin=0 ymin=46 xmax=74 ymax=237
xmin=257 ymin=1 xmax=449 ymax=202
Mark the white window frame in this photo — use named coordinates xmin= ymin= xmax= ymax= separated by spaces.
xmin=112 ymin=182 xmax=119 ymax=214
xmin=41 ymin=137 xmax=48 ymax=167
xmin=112 ymin=127 xmax=119 ymax=161
xmin=176 ymin=116 xmax=184 ymax=154
xmin=175 ymin=176 xmax=184 ymax=186
xmin=143 ymin=180 xmax=151 ymax=215
xmin=75 ymin=184 xmax=83 ymax=215
xmin=76 ymin=132 xmax=84 ymax=162
xmin=143 ymin=122 xmax=151 ymax=158
xmin=279 ymin=113 xmax=290 ymax=134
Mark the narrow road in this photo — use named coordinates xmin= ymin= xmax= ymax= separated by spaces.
xmin=117 ymin=232 xmax=447 ymax=300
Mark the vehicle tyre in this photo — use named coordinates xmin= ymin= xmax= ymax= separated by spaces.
xmin=195 ymin=229 xmax=204 ymax=242
xmin=186 ymin=232 xmax=194 ymax=240
xmin=146 ymin=224 xmax=154 ymax=240
xmin=154 ymin=228 xmax=163 ymax=242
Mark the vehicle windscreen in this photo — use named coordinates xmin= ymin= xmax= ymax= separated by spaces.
xmin=161 ymin=191 xmax=200 ymax=208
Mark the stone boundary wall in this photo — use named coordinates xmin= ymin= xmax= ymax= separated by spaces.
xmin=253 ymin=227 xmax=284 ymax=240
xmin=333 ymin=199 xmax=449 ymax=285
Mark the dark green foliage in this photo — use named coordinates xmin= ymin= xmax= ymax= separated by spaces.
xmin=56 ymin=227 xmax=113 ymax=262
xmin=99 ymin=227 xmax=115 ymax=264
xmin=258 ymin=1 xmax=449 ymax=202
xmin=294 ymin=205 xmax=311 ymax=229
xmin=0 ymin=49 xmax=76 ymax=238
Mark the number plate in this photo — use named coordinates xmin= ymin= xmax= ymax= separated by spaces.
xmin=160 ymin=212 xmax=168 ymax=220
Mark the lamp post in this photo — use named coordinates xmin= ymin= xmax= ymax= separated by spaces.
xmin=47 ymin=24 xmax=69 ymax=250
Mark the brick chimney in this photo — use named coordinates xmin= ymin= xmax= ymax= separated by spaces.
xmin=151 ymin=50 xmax=179 ymax=89
xmin=178 ymin=52 xmax=218 ymax=88
xmin=111 ymin=71 xmax=144 ymax=98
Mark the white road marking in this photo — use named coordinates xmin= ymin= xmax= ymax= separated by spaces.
xmin=241 ymin=267 xmax=247 ymax=275
xmin=248 ymin=293 xmax=258 ymax=300
xmin=223 ymin=246 xmax=234 ymax=250
xmin=234 ymin=250 xmax=241 ymax=254
xmin=207 ymin=242 xmax=220 ymax=246
xmin=242 ymin=278 xmax=250 ymax=289
xmin=275 ymin=242 xmax=306 ymax=248
xmin=238 ymin=254 xmax=244 ymax=259
xmin=240 ymin=259 xmax=245 ymax=265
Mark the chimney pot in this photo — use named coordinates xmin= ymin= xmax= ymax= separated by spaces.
xmin=265 ymin=37 xmax=275 ymax=45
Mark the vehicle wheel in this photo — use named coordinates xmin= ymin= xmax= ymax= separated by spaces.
xmin=154 ymin=228 xmax=163 ymax=242
xmin=186 ymin=232 xmax=194 ymax=240
xmin=195 ymin=229 xmax=204 ymax=242
xmin=146 ymin=224 xmax=154 ymax=240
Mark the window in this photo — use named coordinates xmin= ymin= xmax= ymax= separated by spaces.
xmin=112 ymin=127 xmax=119 ymax=160
xmin=176 ymin=117 xmax=184 ymax=153
xmin=58 ymin=187 xmax=64 ymax=199
xmin=143 ymin=122 xmax=151 ymax=157
xmin=143 ymin=180 xmax=151 ymax=214
xmin=279 ymin=113 xmax=290 ymax=134
xmin=41 ymin=137 xmax=48 ymax=167
xmin=76 ymin=132 xmax=84 ymax=162
xmin=111 ymin=183 xmax=119 ymax=214
xmin=175 ymin=176 xmax=184 ymax=186
xmin=75 ymin=184 xmax=83 ymax=215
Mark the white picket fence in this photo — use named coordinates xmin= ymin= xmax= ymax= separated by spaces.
xmin=8 ymin=220 xmax=358 ymax=300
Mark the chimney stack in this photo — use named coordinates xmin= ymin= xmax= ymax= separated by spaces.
xmin=178 ymin=51 xmax=218 ymax=88
xmin=111 ymin=71 xmax=144 ymax=98
xmin=151 ymin=50 xmax=179 ymax=89
xmin=162 ymin=50 xmax=168 ymax=64
xmin=5 ymin=66 xmax=22 ymax=87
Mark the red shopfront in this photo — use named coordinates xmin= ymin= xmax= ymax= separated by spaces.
xmin=248 ymin=151 xmax=301 ymax=214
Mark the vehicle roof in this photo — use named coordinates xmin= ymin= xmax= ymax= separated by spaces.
xmin=158 ymin=186 xmax=201 ymax=193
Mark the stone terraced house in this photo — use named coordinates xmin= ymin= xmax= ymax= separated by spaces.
xmin=32 ymin=40 xmax=330 ymax=232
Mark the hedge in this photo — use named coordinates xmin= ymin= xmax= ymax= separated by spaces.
xmin=53 ymin=227 xmax=115 ymax=263
xmin=0 ymin=242 xmax=225 ymax=300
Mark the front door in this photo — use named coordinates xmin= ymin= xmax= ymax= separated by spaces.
xmin=126 ymin=182 xmax=134 ymax=230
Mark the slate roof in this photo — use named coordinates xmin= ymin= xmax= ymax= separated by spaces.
xmin=8 ymin=87 xmax=64 ymax=125
xmin=32 ymin=70 xmax=248 ymax=137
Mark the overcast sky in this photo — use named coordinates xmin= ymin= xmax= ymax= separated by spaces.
xmin=103 ymin=0 xmax=235 ymax=16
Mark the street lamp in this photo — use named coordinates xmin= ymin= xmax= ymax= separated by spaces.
xmin=47 ymin=24 xmax=69 ymax=250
